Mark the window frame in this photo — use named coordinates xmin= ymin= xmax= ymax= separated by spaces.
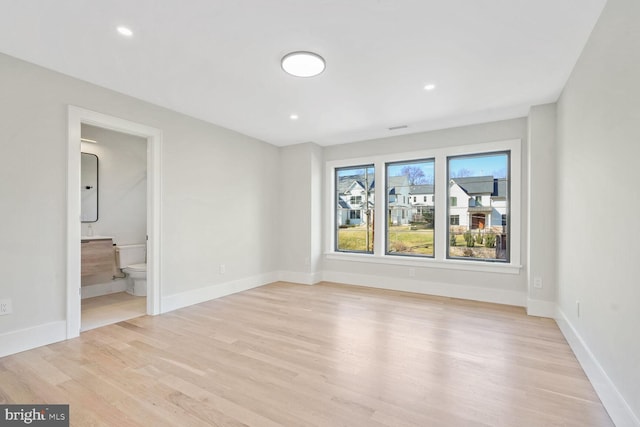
xmin=334 ymin=164 xmax=375 ymax=254
xmin=385 ymin=157 xmax=436 ymax=258
xmin=447 ymin=150 xmax=510 ymax=262
xmin=325 ymin=139 xmax=522 ymax=274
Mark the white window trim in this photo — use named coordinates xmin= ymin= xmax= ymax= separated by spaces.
xmin=325 ymin=138 xmax=522 ymax=275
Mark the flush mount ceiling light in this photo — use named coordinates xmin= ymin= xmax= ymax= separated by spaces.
xmin=117 ymin=26 xmax=133 ymax=37
xmin=281 ymin=51 xmax=325 ymax=77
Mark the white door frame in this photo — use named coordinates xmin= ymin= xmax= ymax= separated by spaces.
xmin=67 ymin=106 xmax=162 ymax=338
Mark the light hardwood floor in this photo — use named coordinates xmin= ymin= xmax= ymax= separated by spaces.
xmin=0 ymin=282 xmax=612 ymax=426
xmin=81 ymin=292 xmax=146 ymax=332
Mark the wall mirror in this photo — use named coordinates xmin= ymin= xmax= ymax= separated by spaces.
xmin=81 ymin=152 xmax=99 ymax=222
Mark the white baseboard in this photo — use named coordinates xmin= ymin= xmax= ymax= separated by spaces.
xmin=322 ymin=270 xmax=526 ymax=307
xmin=81 ymin=279 xmax=128 ymax=299
xmin=278 ymin=271 xmax=322 ymax=285
xmin=161 ymin=272 xmax=279 ymax=313
xmin=526 ymin=298 xmax=556 ymax=318
xmin=556 ymin=308 xmax=639 ymax=427
xmin=0 ymin=321 xmax=67 ymax=358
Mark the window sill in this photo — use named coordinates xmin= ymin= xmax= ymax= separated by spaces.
xmin=324 ymin=252 xmax=522 ymax=275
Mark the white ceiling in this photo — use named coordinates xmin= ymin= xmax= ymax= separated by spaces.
xmin=0 ymin=0 xmax=606 ymax=146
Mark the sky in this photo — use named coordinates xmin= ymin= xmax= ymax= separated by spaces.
xmin=337 ymin=152 xmax=508 ymax=182
xmin=449 ymin=153 xmax=508 ymax=178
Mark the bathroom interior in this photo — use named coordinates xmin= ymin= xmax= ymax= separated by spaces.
xmin=80 ymin=124 xmax=148 ymax=331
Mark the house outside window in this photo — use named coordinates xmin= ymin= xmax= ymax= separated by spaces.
xmin=448 ymin=151 xmax=510 ymax=262
xmin=335 ymin=165 xmax=374 ymax=253
xmin=327 ymin=138 xmax=521 ymax=271
xmin=386 ymin=159 xmax=435 ymax=257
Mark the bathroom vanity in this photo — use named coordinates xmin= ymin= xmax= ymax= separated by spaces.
xmin=81 ymin=236 xmax=115 ymax=286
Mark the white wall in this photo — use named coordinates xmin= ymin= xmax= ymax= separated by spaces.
xmin=527 ymin=103 xmax=557 ymax=317
xmin=81 ymin=124 xmax=147 ymax=245
xmin=322 ymin=118 xmax=529 ymax=306
xmin=0 ymin=52 xmax=280 ymax=341
xmin=556 ymin=0 xmax=640 ymax=424
xmin=279 ymin=142 xmax=324 ymax=284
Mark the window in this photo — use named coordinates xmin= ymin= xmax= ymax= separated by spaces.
xmin=327 ymin=138 xmax=521 ymax=272
xmin=350 ymin=195 xmax=362 ymax=205
xmin=448 ymin=152 xmax=509 ymax=262
xmin=335 ymin=165 xmax=374 ymax=253
xmin=386 ymin=159 xmax=434 ymax=257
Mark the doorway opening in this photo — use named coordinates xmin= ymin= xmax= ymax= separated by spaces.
xmin=67 ymin=106 xmax=162 ymax=339
xmin=79 ymin=124 xmax=148 ymax=331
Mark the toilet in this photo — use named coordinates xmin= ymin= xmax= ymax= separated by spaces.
xmin=115 ymin=244 xmax=147 ymax=296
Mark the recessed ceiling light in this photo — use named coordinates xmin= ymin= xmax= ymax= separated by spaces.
xmin=424 ymin=84 xmax=436 ymax=91
xmin=289 ymin=114 xmax=299 ymax=120
xmin=281 ymin=52 xmax=325 ymax=78
xmin=117 ymin=26 xmax=133 ymax=37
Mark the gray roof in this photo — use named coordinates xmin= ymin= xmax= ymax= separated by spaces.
xmin=409 ymin=184 xmax=434 ymax=195
xmin=337 ymin=175 xmax=374 ymax=194
xmin=494 ymin=179 xmax=507 ymax=198
xmin=451 ymin=176 xmax=507 ymax=198
xmin=387 ymin=175 xmax=410 ymax=195
xmin=452 ymin=176 xmax=494 ymax=194
xmin=337 ymin=200 xmax=350 ymax=209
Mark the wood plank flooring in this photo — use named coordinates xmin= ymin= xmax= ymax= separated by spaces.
xmin=81 ymin=292 xmax=146 ymax=332
xmin=0 ymin=282 xmax=612 ymax=426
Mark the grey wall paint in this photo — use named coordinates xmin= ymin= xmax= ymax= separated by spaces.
xmin=278 ymin=142 xmax=324 ymax=278
xmin=81 ymin=124 xmax=147 ymax=246
xmin=0 ymin=52 xmax=280 ymax=333
xmin=557 ymin=0 xmax=640 ymax=418
xmin=527 ymin=104 xmax=557 ymax=305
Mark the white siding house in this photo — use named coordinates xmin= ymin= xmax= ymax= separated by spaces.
xmin=337 ymin=177 xmax=374 ymax=226
xmin=449 ymin=176 xmax=507 ymax=232
xmin=387 ymin=176 xmax=411 ymax=225
xmin=409 ymin=184 xmax=435 ymax=224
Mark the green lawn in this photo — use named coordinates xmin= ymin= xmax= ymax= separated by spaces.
xmin=337 ymin=226 xmax=434 ymax=255
xmin=336 ymin=227 xmax=374 ymax=252
xmin=337 ymin=226 xmax=497 ymax=257
xmin=387 ymin=226 xmax=434 ymax=255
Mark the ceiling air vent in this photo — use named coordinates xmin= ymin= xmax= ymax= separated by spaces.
xmin=388 ymin=125 xmax=408 ymax=131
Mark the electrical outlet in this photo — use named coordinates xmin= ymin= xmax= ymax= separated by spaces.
xmin=219 ymin=264 xmax=226 ymax=274
xmin=304 ymin=257 xmax=310 ymax=266
xmin=0 ymin=299 xmax=12 ymax=315
xmin=533 ymin=277 xmax=543 ymax=289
